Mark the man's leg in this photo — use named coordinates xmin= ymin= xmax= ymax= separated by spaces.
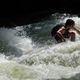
xmin=54 ymin=34 xmax=63 ymax=43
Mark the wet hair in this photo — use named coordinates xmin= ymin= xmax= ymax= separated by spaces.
xmin=65 ymin=19 xmax=75 ymax=28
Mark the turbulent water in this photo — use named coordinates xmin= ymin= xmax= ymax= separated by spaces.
xmin=1 ymin=13 xmax=80 ymax=80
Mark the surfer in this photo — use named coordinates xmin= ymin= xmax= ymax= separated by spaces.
xmin=51 ymin=19 xmax=80 ymax=43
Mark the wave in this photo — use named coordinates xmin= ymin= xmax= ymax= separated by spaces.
xmin=0 ymin=13 xmax=80 ymax=80
xmin=0 ymin=27 xmax=34 ymax=57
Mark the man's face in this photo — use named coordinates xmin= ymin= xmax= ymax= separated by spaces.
xmin=67 ymin=24 xmax=75 ymax=29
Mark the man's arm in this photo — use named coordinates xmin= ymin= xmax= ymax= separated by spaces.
xmin=57 ymin=27 xmax=66 ymax=41
xmin=56 ymin=32 xmax=66 ymax=42
xmin=73 ymin=27 xmax=80 ymax=34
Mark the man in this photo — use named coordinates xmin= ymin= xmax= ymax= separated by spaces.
xmin=51 ymin=19 xmax=80 ymax=43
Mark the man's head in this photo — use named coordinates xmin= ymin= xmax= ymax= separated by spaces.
xmin=65 ymin=19 xmax=75 ymax=29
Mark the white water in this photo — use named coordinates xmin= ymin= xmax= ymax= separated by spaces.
xmin=0 ymin=14 xmax=80 ymax=80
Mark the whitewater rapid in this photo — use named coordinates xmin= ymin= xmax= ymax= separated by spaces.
xmin=0 ymin=13 xmax=80 ymax=80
